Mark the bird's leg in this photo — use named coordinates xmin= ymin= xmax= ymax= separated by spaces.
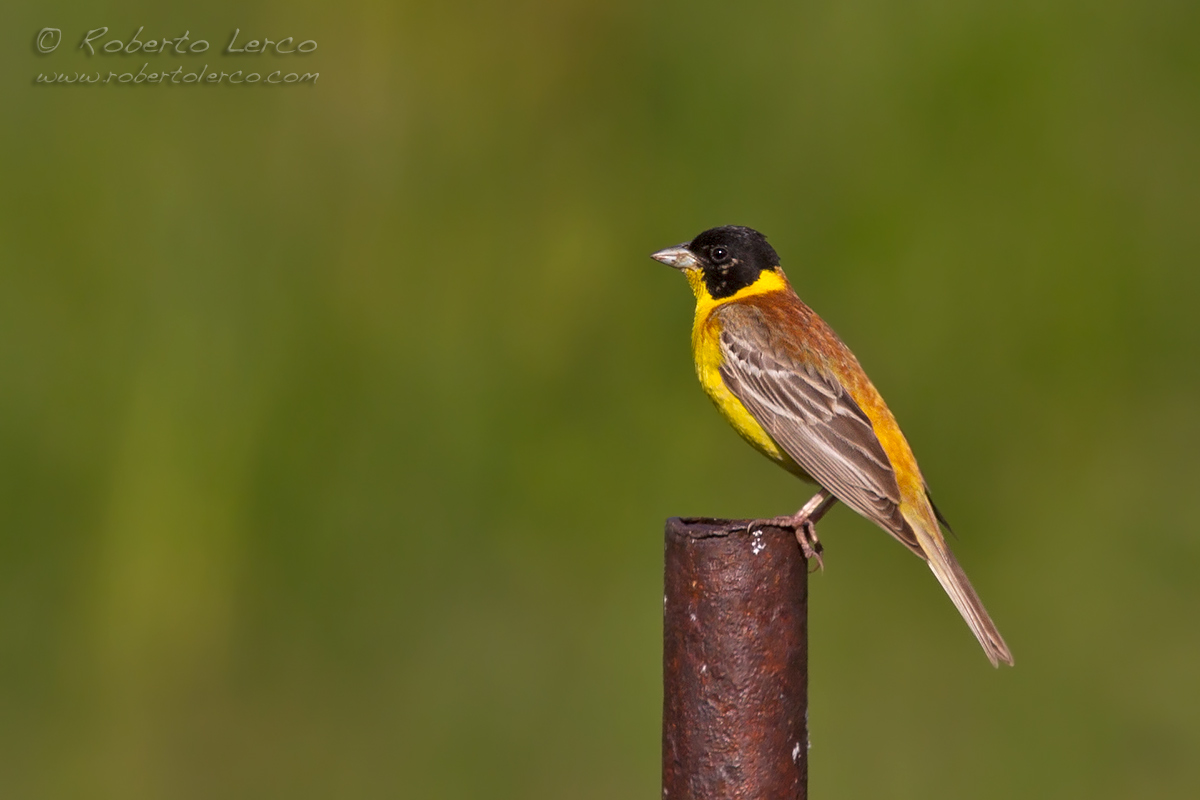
xmin=747 ymin=489 xmax=838 ymax=570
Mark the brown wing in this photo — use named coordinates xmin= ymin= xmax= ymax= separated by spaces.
xmin=715 ymin=302 xmax=918 ymax=550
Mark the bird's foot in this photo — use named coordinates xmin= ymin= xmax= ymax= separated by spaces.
xmin=746 ymin=510 xmax=825 ymax=570
xmin=745 ymin=489 xmax=838 ymax=572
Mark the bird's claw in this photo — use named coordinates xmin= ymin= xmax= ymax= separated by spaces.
xmin=796 ymin=520 xmax=824 ymax=572
xmin=746 ymin=514 xmax=824 ymax=572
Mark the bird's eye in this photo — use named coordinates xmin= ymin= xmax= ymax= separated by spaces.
xmin=710 ymin=246 xmax=730 ymax=264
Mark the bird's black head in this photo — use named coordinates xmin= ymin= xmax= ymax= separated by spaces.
xmin=652 ymin=225 xmax=782 ymax=300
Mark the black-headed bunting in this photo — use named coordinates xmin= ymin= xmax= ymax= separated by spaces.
xmin=653 ymin=226 xmax=1012 ymax=666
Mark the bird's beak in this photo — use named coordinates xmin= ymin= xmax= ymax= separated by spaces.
xmin=651 ymin=245 xmax=698 ymax=270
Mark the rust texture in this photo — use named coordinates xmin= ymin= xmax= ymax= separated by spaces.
xmin=662 ymin=517 xmax=808 ymax=800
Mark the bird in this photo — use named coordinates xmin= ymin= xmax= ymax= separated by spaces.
xmin=652 ymin=225 xmax=1013 ymax=667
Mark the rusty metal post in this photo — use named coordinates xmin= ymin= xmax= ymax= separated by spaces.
xmin=662 ymin=517 xmax=809 ymax=800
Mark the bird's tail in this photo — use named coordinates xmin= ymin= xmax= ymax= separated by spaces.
xmin=912 ymin=519 xmax=1013 ymax=667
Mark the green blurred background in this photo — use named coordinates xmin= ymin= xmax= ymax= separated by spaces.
xmin=4 ymin=1 xmax=1199 ymax=797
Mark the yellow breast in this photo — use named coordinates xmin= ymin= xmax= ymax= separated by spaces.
xmin=687 ymin=269 xmax=812 ymax=481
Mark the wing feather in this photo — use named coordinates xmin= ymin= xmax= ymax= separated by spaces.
xmin=716 ymin=304 xmax=916 ymax=547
